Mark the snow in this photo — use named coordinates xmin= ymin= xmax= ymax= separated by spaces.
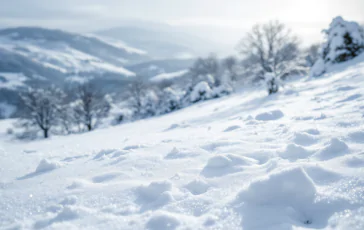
xmin=0 ymin=35 xmax=136 ymax=77
xmin=190 ymin=81 xmax=212 ymax=102
xmin=0 ymin=72 xmax=27 ymax=89
xmin=0 ymin=102 xmax=16 ymax=118
xmin=34 ymin=159 xmax=60 ymax=173
xmin=1 ymin=54 xmax=364 ymax=229
xmin=150 ymin=70 xmax=188 ymax=82
xmin=255 ymin=109 xmax=284 ymax=121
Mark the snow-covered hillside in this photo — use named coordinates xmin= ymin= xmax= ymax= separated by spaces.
xmin=0 ymin=27 xmax=149 ymax=79
xmin=1 ymin=55 xmax=364 ymax=229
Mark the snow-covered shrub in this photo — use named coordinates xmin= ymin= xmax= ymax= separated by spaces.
xmin=323 ymin=16 xmax=364 ymax=63
xmin=140 ymin=90 xmax=159 ymax=118
xmin=159 ymin=87 xmax=181 ymax=114
xmin=265 ymin=73 xmax=280 ymax=94
xmin=190 ymin=81 xmax=212 ymax=103
xmin=311 ymin=16 xmax=364 ymax=77
xmin=211 ymin=84 xmax=233 ymax=98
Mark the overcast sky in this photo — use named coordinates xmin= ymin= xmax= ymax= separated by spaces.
xmin=1 ymin=0 xmax=363 ymax=46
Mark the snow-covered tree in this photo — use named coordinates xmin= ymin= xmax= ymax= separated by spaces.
xmin=322 ymin=16 xmax=364 ymax=63
xmin=305 ymin=44 xmax=320 ymax=67
xmin=19 ymin=86 xmax=65 ymax=138
xmin=140 ymin=90 xmax=159 ymax=118
xmin=128 ymin=76 xmax=147 ymax=116
xmin=73 ymin=83 xmax=110 ymax=131
xmin=159 ymin=87 xmax=181 ymax=114
xmin=311 ymin=16 xmax=364 ymax=77
xmin=238 ymin=20 xmax=301 ymax=82
xmin=189 ymin=54 xmax=221 ymax=87
xmin=222 ymin=56 xmax=239 ymax=82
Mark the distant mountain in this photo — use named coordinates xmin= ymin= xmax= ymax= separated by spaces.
xmin=95 ymin=21 xmax=227 ymax=59
xmin=0 ymin=26 xmax=200 ymax=118
xmin=0 ymin=27 xmax=150 ymax=80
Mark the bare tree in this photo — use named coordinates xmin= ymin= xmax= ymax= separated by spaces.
xmin=19 ymin=86 xmax=64 ymax=138
xmin=238 ymin=20 xmax=301 ymax=81
xmin=305 ymin=44 xmax=320 ymax=67
xmin=222 ymin=56 xmax=239 ymax=82
xmin=189 ymin=54 xmax=221 ymax=86
xmin=73 ymin=83 xmax=110 ymax=131
xmin=128 ymin=76 xmax=147 ymax=116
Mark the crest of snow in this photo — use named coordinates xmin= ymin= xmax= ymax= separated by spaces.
xmin=315 ymin=138 xmax=349 ymax=160
xmin=255 ymin=109 xmax=284 ymax=121
xmin=150 ymin=70 xmax=188 ymax=82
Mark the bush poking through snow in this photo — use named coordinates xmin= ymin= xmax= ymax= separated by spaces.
xmin=265 ymin=73 xmax=280 ymax=94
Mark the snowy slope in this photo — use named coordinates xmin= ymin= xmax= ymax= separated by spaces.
xmin=1 ymin=57 xmax=364 ymax=229
xmin=0 ymin=27 xmax=149 ymax=78
xmin=150 ymin=70 xmax=188 ymax=82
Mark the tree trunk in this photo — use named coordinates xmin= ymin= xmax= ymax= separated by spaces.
xmin=44 ymin=129 xmax=49 ymax=138
xmin=87 ymin=123 xmax=92 ymax=131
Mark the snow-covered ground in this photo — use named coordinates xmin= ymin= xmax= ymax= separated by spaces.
xmin=150 ymin=70 xmax=188 ymax=82
xmin=1 ymin=58 xmax=364 ymax=229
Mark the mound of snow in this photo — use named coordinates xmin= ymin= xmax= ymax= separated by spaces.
xmin=165 ymin=147 xmax=199 ymax=159
xmin=146 ymin=212 xmax=180 ymax=230
xmin=279 ymin=144 xmax=313 ymax=161
xmin=348 ymin=130 xmax=364 ymax=143
xmin=235 ymin=167 xmax=316 ymax=207
xmin=293 ymin=132 xmax=317 ymax=146
xmin=201 ymin=154 xmax=256 ymax=178
xmin=35 ymin=159 xmax=60 ymax=173
xmin=316 ymin=138 xmax=349 ymax=160
xmin=255 ymin=110 xmax=284 ymax=121
xmin=204 ymin=155 xmax=232 ymax=168
xmin=137 ymin=181 xmax=172 ymax=201
xmin=185 ymin=179 xmax=210 ymax=195
xmin=342 ymin=155 xmax=364 ymax=168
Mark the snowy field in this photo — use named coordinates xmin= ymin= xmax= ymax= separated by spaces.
xmin=1 ymin=59 xmax=364 ymax=229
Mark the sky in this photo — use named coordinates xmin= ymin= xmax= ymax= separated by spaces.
xmin=0 ymin=0 xmax=363 ymax=46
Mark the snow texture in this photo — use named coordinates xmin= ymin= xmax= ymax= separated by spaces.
xmin=1 ymin=52 xmax=364 ymax=229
